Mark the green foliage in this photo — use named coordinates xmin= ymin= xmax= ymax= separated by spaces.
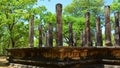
xmin=0 ymin=0 xmax=49 ymax=54
xmin=111 ymin=0 xmax=120 ymax=12
xmin=64 ymin=0 xmax=104 ymax=17
xmin=63 ymin=0 xmax=105 ymax=35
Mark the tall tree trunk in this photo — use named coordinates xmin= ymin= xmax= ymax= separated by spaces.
xmin=11 ymin=38 xmax=15 ymax=47
xmin=8 ymin=23 xmax=15 ymax=48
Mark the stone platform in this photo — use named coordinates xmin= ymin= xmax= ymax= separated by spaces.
xmin=6 ymin=46 xmax=120 ymax=68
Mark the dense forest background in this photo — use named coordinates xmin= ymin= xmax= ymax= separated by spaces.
xmin=0 ymin=0 xmax=120 ymax=55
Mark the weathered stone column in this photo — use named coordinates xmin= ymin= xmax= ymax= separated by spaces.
xmin=44 ymin=32 xmax=48 ymax=47
xmin=105 ymin=6 xmax=112 ymax=46
xmin=73 ymin=32 xmax=77 ymax=46
xmin=56 ymin=3 xmax=63 ymax=46
xmin=114 ymin=12 xmax=120 ymax=46
xmin=48 ymin=23 xmax=53 ymax=47
xmin=96 ymin=16 xmax=102 ymax=46
xmin=38 ymin=25 xmax=42 ymax=47
xmin=85 ymin=12 xmax=92 ymax=46
xmin=81 ymin=30 xmax=86 ymax=46
xmin=68 ymin=23 xmax=73 ymax=46
xmin=29 ymin=15 xmax=34 ymax=48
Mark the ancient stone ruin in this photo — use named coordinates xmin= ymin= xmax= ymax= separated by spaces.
xmin=7 ymin=3 xmax=120 ymax=68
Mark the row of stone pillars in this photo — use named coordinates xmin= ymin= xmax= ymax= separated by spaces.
xmin=28 ymin=3 xmax=120 ymax=47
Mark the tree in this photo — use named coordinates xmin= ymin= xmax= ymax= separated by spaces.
xmin=0 ymin=0 xmax=38 ymax=48
xmin=64 ymin=0 xmax=104 ymax=17
xmin=62 ymin=0 xmax=104 ymax=45
xmin=111 ymin=0 xmax=120 ymax=12
xmin=63 ymin=0 xmax=104 ymax=30
xmin=0 ymin=0 xmax=53 ymax=55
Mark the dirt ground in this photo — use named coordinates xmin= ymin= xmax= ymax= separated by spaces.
xmin=0 ymin=56 xmax=11 ymax=68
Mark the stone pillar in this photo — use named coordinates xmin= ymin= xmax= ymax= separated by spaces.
xmin=38 ymin=25 xmax=42 ymax=47
xmin=105 ymin=6 xmax=112 ymax=46
xmin=73 ymin=32 xmax=77 ymax=46
xmin=81 ymin=30 xmax=86 ymax=46
xmin=85 ymin=12 xmax=92 ymax=46
xmin=68 ymin=23 xmax=73 ymax=46
xmin=114 ymin=12 xmax=119 ymax=46
xmin=48 ymin=23 xmax=53 ymax=47
xmin=44 ymin=32 xmax=48 ymax=47
xmin=56 ymin=3 xmax=63 ymax=46
xmin=29 ymin=15 xmax=34 ymax=48
xmin=96 ymin=16 xmax=102 ymax=46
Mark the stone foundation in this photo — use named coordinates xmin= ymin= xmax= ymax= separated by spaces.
xmin=9 ymin=63 xmax=42 ymax=68
xmin=9 ymin=63 xmax=120 ymax=68
xmin=7 ymin=47 xmax=120 ymax=68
